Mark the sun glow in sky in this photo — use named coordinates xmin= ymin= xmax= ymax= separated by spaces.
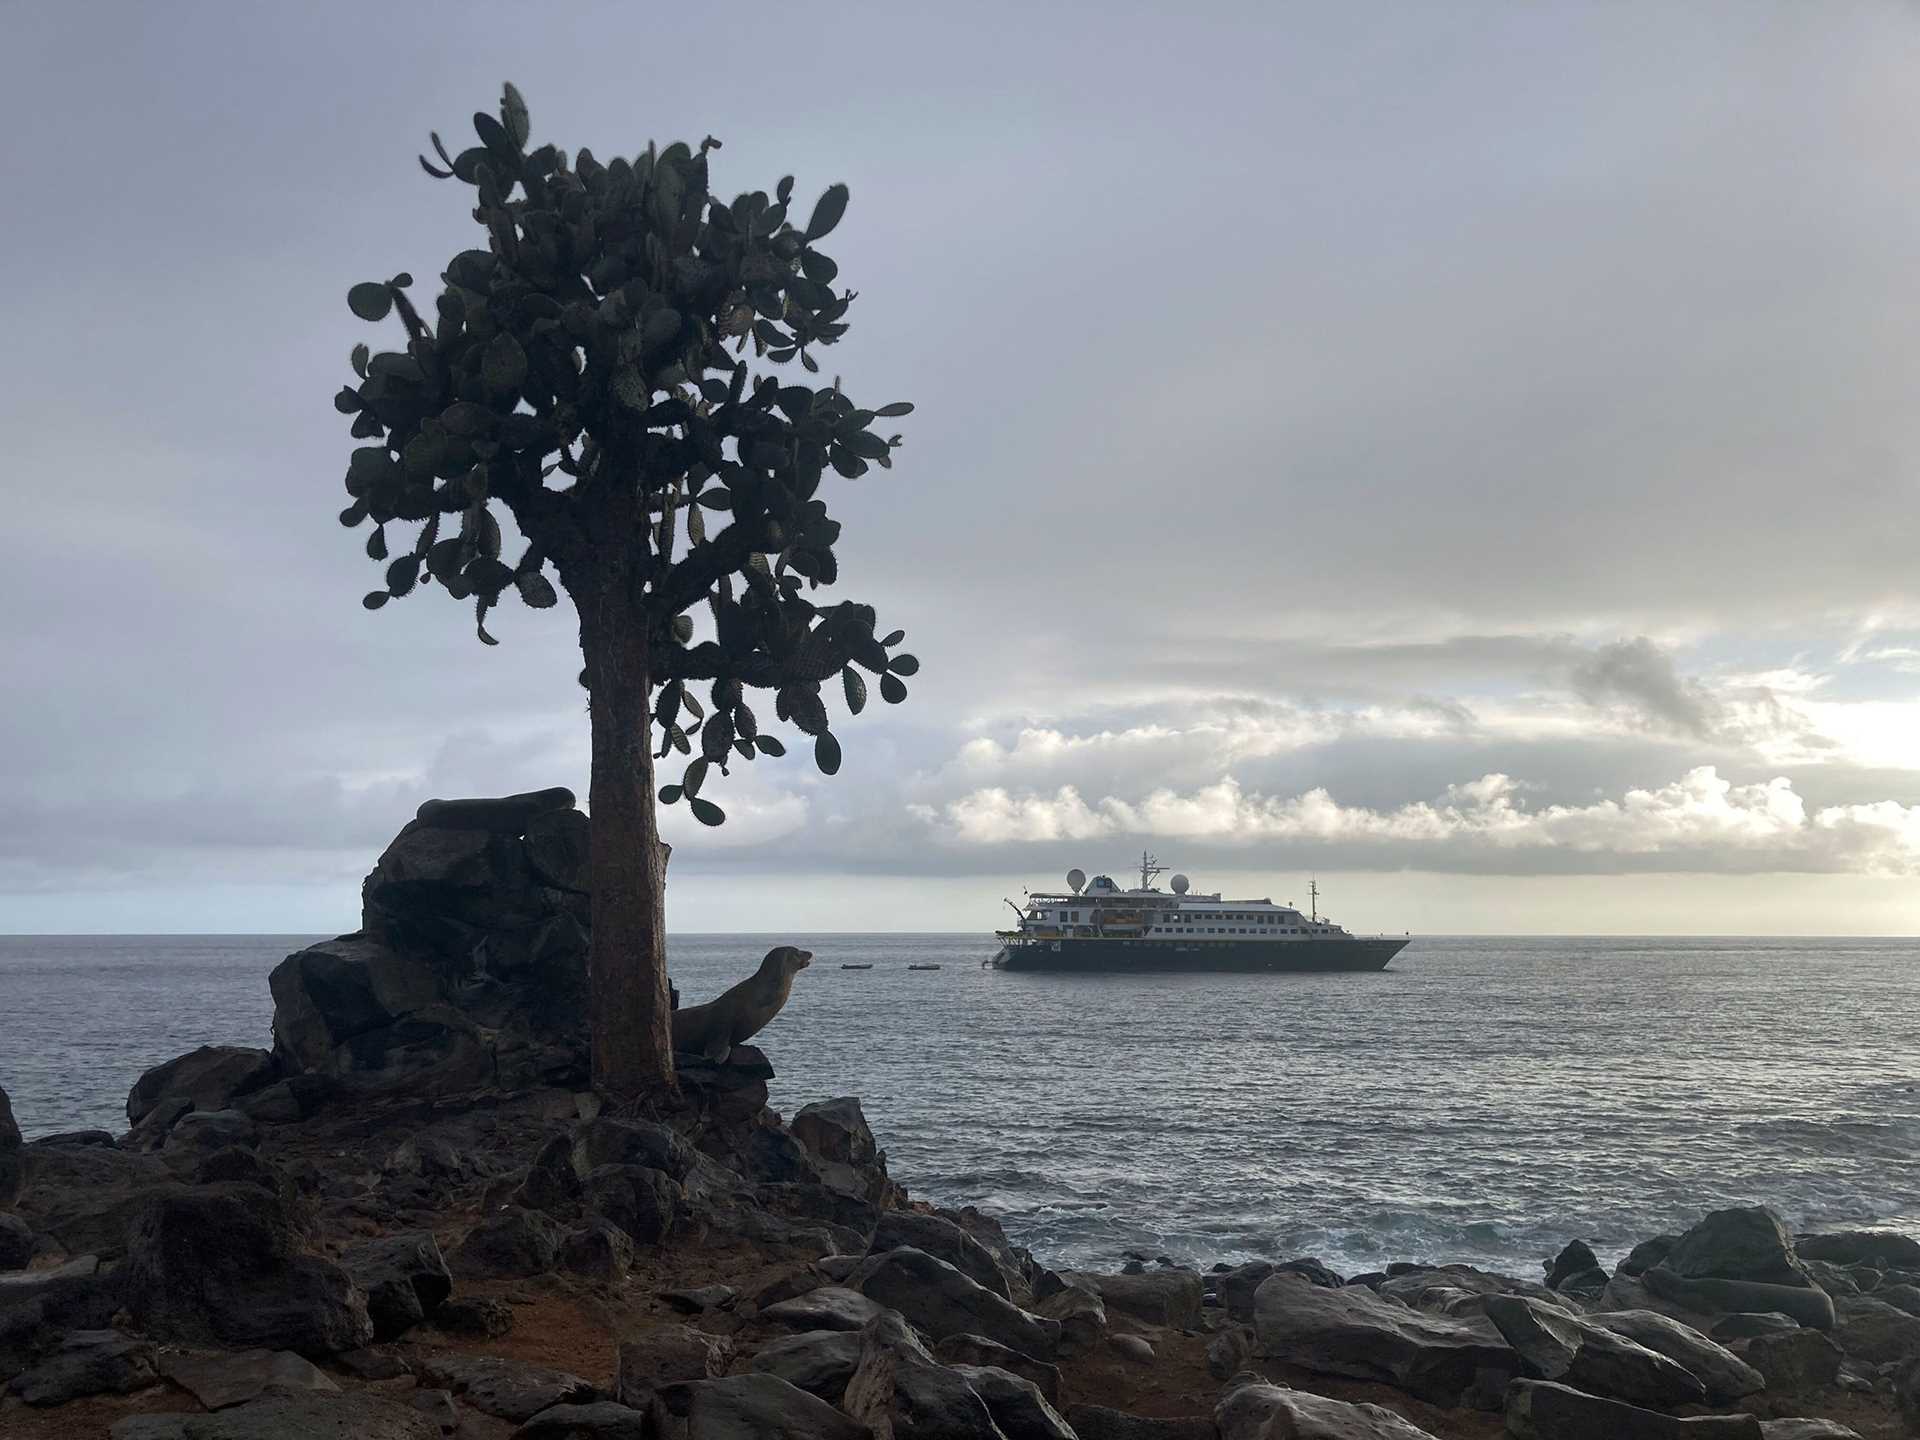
xmin=5 ymin=2 xmax=1920 ymax=934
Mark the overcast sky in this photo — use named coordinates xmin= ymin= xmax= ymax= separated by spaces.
xmin=6 ymin=2 xmax=1920 ymax=935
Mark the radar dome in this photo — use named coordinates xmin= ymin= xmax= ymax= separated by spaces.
xmin=1066 ymin=868 xmax=1087 ymax=894
xmin=1170 ymin=873 xmax=1190 ymax=894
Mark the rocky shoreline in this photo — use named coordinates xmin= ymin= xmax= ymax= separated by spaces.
xmin=3 ymin=794 xmax=1918 ymax=1439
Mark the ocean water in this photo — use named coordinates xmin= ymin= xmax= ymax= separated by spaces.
xmin=2 ymin=933 xmax=1917 ymax=1277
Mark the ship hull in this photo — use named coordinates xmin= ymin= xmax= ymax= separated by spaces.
xmin=993 ymin=936 xmax=1408 ymax=973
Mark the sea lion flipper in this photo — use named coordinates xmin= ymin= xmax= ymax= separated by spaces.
xmin=702 ymin=1035 xmax=732 ymax=1062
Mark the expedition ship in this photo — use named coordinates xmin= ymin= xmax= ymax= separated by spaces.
xmin=990 ymin=853 xmax=1409 ymax=973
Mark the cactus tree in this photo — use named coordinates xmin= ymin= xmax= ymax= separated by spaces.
xmin=331 ymin=85 xmax=916 ymax=1098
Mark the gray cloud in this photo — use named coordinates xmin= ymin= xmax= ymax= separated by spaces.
xmin=4 ymin=2 xmax=1920 ymax=929
xmin=1570 ymin=638 xmax=1719 ymax=736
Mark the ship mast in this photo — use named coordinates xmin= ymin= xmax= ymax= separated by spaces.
xmin=1309 ymin=876 xmax=1319 ymax=923
xmin=1138 ymin=850 xmax=1167 ymax=891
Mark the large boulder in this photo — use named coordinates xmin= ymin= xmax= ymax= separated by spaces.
xmin=8 ymin=1328 xmax=158 ymax=1406
xmin=1504 ymin=1379 xmax=1762 ymax=1440
xmin=871 ymin=1210 xmax=1011 ymax=1298
xmin=1034 ymin=1281 xmax=1107 ymax=1354
xmin=749 ymin=1329 xmax=864 ymax=1401
xmin=854 ymin=1246 xmax=1060 ymax=1359
xmin=108 ymin=1389 xmax=442 ymax=1439
xmin=1065 ymin=1268 xmax=1204 ymax=1328
xmin=341 ymin=1231 xmax=452 ymax=1340
xmin=1375 ymin=1265 xmax=1563 ymax=1317
xmin=1588 ymin=1310 xmax=1765 ymax=1404
xmin=453 ymin=1207 xmax=563 ymax=1278
xmin=11 ymin=1136 xmax=170 ymax=1257
xmin=414 ymin=1352 xmax=595 ymax=1423
xmin=791 ymin=1097 xmax=901 ymax=1210
xmin=949 ymin=1363 xmax=1077 ymax=1440
xmin=581 ymin=1164 xmax=678 ymax=1246
xmin=1252 ymin=1271 xmax=1519 ymax=1409
xmin=119 ymin=1182 xmax=372 ymax=1355
xmin=1794 ymin=1229 xmax=1920 ymax=1271
xmin=268 ymin=937 xmax=502 ymax=1097
xmin=1664 ymin=1208 xmax=1815 ymax=1289
xmin=652 ymin=1372 xmax=870 ymax=1439
xmin=1216 ymin=1381 xmax=1443 ymax=1439
xmin=1546 ymin=1240 xmax=1603 ymax=1291
xmin=1483 ymin=1294 xmax=1706 ymax=1409
xmin=0 ymin=1255 xmax=121 ymax=1382
xmin=1217 ymin=1261 xmax=1305 ymax=1322
xmin=1829 ymin=1293 xmax=1920 ymax=1364
xmin=762 ymin=1286 xmax=891 ymax=1332
xmin=158 ymin=1349 xmax=339 ymax=1410
xmin=932 ymin=1333 xmax=1063 ymax=1404
xmin=264 ymin=794 xmax=595 ymax=1102
xmin=841 ymin=1311 xmax=1004 ymax=1440
xmin=126 ymin=1047 xmax=277 ymax=1128
xmin=615 ymin=1324 xmax=733 ymax=1401
xmin=513 ymin=1403 xmax=651 ymax=1439
xmin=1734 ymin=1329 xmax=1843 ymax=1393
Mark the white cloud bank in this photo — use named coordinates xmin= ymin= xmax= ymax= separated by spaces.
xmin=924 ymin=767 xmax=1920 ymax=874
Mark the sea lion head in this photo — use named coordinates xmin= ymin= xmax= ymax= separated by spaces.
xmin=762 ymin=944 xmax=812 ymax=976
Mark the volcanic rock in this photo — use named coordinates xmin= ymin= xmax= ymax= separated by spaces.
xmin=841 ymin=1311 xmax=1003 ymax=1440
xmin=932 ymin=1331 xmax=1064 ymax=1403
xmin=8 ymin=1328 xmax=157 ymax=1405
xmin=1504 ymin=1379 xmax=1762 ymax=1439
xmin=1253 ymin=1270 xmax=1519 ymax=1409
xmin=856 ymin=1246 xmax=1061 ymax=1358
xmin=581 ymin=1164 xmax=677 ymax=1246
xmin=561 ymin=1217 xmax=635 ymax=1282
xmin=1547 ymin=1239 xmax=1603 ymax=1290
xmin=761 ymin=1284 xmax=889 ymax=1332
xmin=453 ymin=1206 xmax=562 ymax=1278
xmin=513 ymin=1402 xmax=653 ymax=1439
xmin=126 ymin=1046 xmax=277 ymax=1128
xmin=1065 ymin=1267 xmax=1204 ymax=1328
xmin=415 ymin=1351 xmax=595 ymax=1422
xmin=1588 ymin=1308 xmax=1765 ymax=1403
xmin=341 ymin=1230 xmax=453 ymax=1339
xmin=748 ymin=1328 xmax=863 ymax=1400
xmin=1217 ymin=1381 xmax=1443 ymax=1439
xmin=1735 ymin=1328 xmax=1844 ymax=1392
xmin=1483 ymin=1292 xmax=1706 ymax=1409
xmin=1794 ymin=1229 xmax=1920 ymax=1271
xmin=951 ymin=1362 xmax=1077 ymax=1440
xmin=109 ymin=1390 xmax=443 ymax=1439
xmin=651 ymin=1372 xmax=870 ymax=1439
xmin=158 ymin=1348 xmax=339 ymax=1409
xmin=615 ymin=1324 xmax=733 ymax=1402
xmin=120 ymin=1182 xmax=372 ymax=1354
xmin=870 ymin=1209 xmax=1011 ymax=1298
xmin=1664 ymin=1207 xmax=1815 ymax=1289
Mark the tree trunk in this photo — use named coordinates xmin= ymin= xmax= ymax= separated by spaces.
xmin=576 ymin=528 xmax=676 ymax=1101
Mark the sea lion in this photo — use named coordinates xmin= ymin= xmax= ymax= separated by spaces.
xmin=671 ymin=946 xmax=813 ymax=1061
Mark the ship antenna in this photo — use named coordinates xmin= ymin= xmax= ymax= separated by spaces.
xmin=1310 ymin=876 xmax=1319 ymax=923
xmin=1138 ymin=849 xmax=1167 ymax=890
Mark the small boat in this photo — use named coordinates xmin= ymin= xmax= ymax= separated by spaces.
xmin=840 ymin=963 xmax=874 ymax=970
xmin=908 ymin=964 xmax=942 ymax=971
